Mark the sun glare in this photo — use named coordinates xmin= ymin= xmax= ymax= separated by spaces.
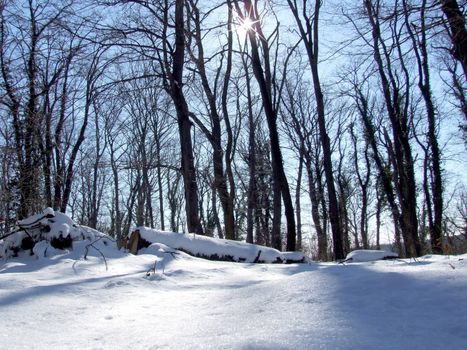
xmin=240 ymin=17 xmax=253 ymax=32
xmin=235 ymin=16 xmax=256 ymax=39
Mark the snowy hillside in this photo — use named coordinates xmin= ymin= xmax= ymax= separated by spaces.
xmin=1 ymin=236 xmax=467 ymax=349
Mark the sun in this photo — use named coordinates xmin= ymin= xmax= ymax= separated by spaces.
xmin=240 ymin=17 xmax=254 ymax=32
xmin=235 ymin=16 xmax=256 ymax=39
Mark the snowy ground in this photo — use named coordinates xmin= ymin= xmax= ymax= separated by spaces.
xmin=1 ymin=241 xmax=466 ymax=350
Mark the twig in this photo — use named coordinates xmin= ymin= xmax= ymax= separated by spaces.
xmin=0 ymin=230 xmax=18 ymax=241
xmin=146 ymin=260 xmax=157 ymax=276
xmin=165 ymin=251 xmax=179 ymax=259
xmin=338 ymin=258 xmax=352 ymax=265
xmin=253 ymin=250 xmax=262 ymax=263
xmin=84 ymin=236 xmax=109 ymax=271
xmin=21 ymin=227 xmax=35 ymax=241
xmin=146 ymin=251 xmax=180 ymax=277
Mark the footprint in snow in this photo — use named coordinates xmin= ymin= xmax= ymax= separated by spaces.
xmin=104 ymin=280 xmax=127 ymax=289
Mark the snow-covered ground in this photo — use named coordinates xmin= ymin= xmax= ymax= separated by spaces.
xmin=1 ymin=238 xmax=466 ymax=350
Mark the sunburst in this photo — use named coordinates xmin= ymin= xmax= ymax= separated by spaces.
xmin=234 ymin=16 xmax=259 ymax=39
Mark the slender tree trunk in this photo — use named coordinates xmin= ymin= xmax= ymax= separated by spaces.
xmin=41 ymin=90 xmax=53 ymax=208
xmin=376 ymin=187 xmax=381 ymax=250
xmin=61 ymin=75 xmax=92 ymax=212
xmin=403 ymin=0 xmax=443 ymax=254
xmin=167 ymin=170 xmax=181 ymax=233
xmin=169 ymin=0 xmax=203 ymax=235
xmin=186 ymin=0 xmax=234 ymax=239
xmin=222 ymin=0 xmax=236 ymax=240
xmin=245 ymin=55 xmax=256 ymax=245
xmin=287 ymin=0 xmax=343 ymax=259
xmin=20 ymin=3 xmax=41 ymax=218
xmin=305 ymin=154 xmax=327 ymax=260
xmin=440 ymin=0 xmax=467 ymax=79
xmin=235 ymin=0 xmax=296 ymax=251
xmin=295 ymin=154 xmax=303 ymax=251
xmin=364 ymin=0 xmax=421 ymax=257
xmin=110 ymin=147 xmax=122 ymax=239
xmin=350 ymin=123 xmax=370 ymax=249
xmin=90 ymin=129 xmax=100 ymax=229
xmin=156 ymin=147 xmax=165 ymax=231
xmin=53 ymin=51 xmax=74 ymax=211
xmin=354 ymin=85 xmax=404 ymax=254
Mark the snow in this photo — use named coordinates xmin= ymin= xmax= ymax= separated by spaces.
xmin=1 ymin=212 xmax=467 ymax=349
xmin=1 ymin=244 xmax=467 ymax=349
xmin=345 ymin=249 xmax=399 ymax=262
xmin=17 ymin=207 xmax=55 ymax=227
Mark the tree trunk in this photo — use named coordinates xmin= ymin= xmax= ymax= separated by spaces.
xmin=186 ymin=0 xmax=235 ymax=239
xmin=287 ymin=0 xmax=343 ymax=259
xmin=305 ymin=154 xmax=327 ymax=260
xmin=403 ymin=0 xmax=443 ymax=254
xmin=376 ymin=186 xmax=382 ymax=250
xmin=440 ymin=0 xmax=467 ymax=79
xmin=170 ymin=0 xmax=203 ymax=235
xmin=354 ymin=86 xmax=404 ymax=254
xmin=295 ymin=154 xmax=303 ymax=251
xmin=364 ymin=0 xmax=421 ymax=257
xmin=156 ymin=147 xmax=165 ymax=231
xmin=236 ymin=0 xmax=296 ymax=251
xmin=245 ymin=54 xmax=256 ymax=245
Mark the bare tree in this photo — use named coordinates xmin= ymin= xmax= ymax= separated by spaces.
xmin=233 ymin=0 xmax=297 ymax=251
xmin=358 ymin=0 xmax=422 ymax=257
xmin=282 ymin=76 xmax=329 ymax=260
xmin=61 ymin=44 xmax=114 ymax=212
xmin=168 ymin=0 xmax=203 ymax=234
xmin=286 ymin=0 xmax=344 ymax=259
xmin=185 ymin=0 xmax=236 ymax=239
xmin=403 ymin=0 xmax=444 ymax=253
xmin=103 ymin=96 xmax=127 ymax=241
xmin=348 ymin=77 xmax=404 ymax=255
xmin=0 ymin=0 xmax=73 ymax=217
xmin=350 ymin=122 xmax=372 ymax=249
xmin=103 ymin=0 xmax=203 ymax=234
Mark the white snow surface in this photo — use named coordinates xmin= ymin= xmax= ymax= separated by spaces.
xmin=137 ymin=227 xmax=303 ymax=263
xmin=345 ymin=249 xmax=399 ymax=262
xmin=1 ymin=241 xmax=467 ymax=349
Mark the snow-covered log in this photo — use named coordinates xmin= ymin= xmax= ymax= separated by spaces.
xmin=343 ymin=249 xmax=399 ymax=263
xmin=129 ymin=227 xmax=306 ymax=264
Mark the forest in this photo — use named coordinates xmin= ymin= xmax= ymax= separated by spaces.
xmin=0 ymin=0 xmax=466 ymax=261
